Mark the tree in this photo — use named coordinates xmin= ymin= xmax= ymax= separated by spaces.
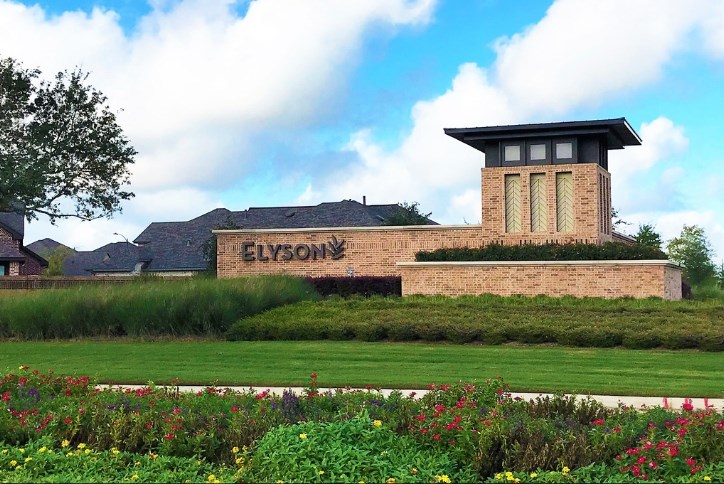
xmin=0 ymin=56 xmax=135 ymax=222
xmin=382 ymin=201 xmax=433 ymax=226
xmin=666 ymin=225 xmax=716 ymax=286
xmin=202 ymin=217 xmax=241 ymax=276
xmin=634 ymin=223 xmax=663 ymax=249
xmin=715 ymin=261 xmax=724 ymax=290
xmin=43 ymin=245 xmax=76 ymax=276
xmin=611 ymin=207 xmax=631 ymax=233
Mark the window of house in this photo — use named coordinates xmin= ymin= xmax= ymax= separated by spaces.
xmin=0 ymin=263 xmax=6 ymax=276
xmin=530 ymin=144 xmax=546 ymax=161
xmin=556 ymin=142 xmax=573 ymax=159
xmin=504 ymin=145 xmax=521 ymax=163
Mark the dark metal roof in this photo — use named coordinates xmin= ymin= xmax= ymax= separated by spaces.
xmin=444 ymin=118 xmax=642 ymax=152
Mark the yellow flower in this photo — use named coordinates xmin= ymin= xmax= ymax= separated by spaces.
xmin=149 ymin=453 xmax=158 ymax=460
xmin=235 ymin=457 xmax=243 ymax=465
xmin=61 ymin=439 xmax=70 ymax=448
xmin=18 ymin=448 xmax=24 ymax=453
xmin=77 ymin=443 xmax=86 ymax=450
xmin=530 ymin=472 xmax=538 ymax=478
xmin=386 ymin=479 xmax=396 ymax=484
xmin=514 ymin=479 xmax=521 ymax=484
xmin=562 ymin=466 xmax=570 ymax=474
xmin=495 ymin=473 xmax=503 ymax=480
xmin=39 ymin=446 xmax=47 ymax=453
xmin=299 ymin=433 xmax=307 ymax=439
xmin=66 ymin=452 xmax=74 ymax=457
xmin=436 ymin=475 xmax=452 ymax=483
xmin=131 ymin=474 xmax=139 ymax=481
xmin=373 ymin=420 xmax=382 ymax=427
xmin=232 ymin=446 xmax=240 ymax=454
xmin=1 ymin=449 xmax=6 ymax=454
xmin=207 ymin=475 xmax=216 ymax=482
xmin=319 ymin=470 xmax=325 ymax=475
xmin=9 ymin=460 xmax=17 ymax=467
xmin=112 ymin=448 xmax=120 ymax=455
xmin=704 ymin=478 xmax=711 ymax=482
xmin=24 ymin=457 xmax=32 ymax=463
xmin=84 ymin=449 xmax=91 ymax=455
xmin=411 ymin=468 xmax=418 ymax=475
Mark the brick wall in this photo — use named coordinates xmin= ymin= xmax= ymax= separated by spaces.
xmin=398 ymin=261 xmax=682 ymax=300
xmin=216 ymin=226 xmax=484 ymax=278
xmin=480 ymin=163 xmax=612 ymax=245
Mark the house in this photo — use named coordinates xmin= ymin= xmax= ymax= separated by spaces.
xmin=0 ymin=211 xmax=48 ymax=276
xmin=61 ymin=200 xmax=433 ymax=276
xmin=26 ymin=238 xmax=77 ymax=259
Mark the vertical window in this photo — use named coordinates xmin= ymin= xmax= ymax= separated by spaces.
xmin=556 ymin=172 xmax=574 ymax=233
xmin=505 ymin=174 xmax=522 ymax=233
xmin=530 ymin=173 xmax=547 ymax=232
xmin=0 ymin=264 xmax=5 ymax=276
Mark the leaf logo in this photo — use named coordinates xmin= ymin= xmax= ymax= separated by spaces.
xmin=328 ymin=236 xmax=346 ymax=260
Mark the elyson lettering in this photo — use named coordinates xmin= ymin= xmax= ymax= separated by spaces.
xmin=242 ymin=236 xmax=345 ymax=261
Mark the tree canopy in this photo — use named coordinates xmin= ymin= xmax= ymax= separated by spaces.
xmin=634 ymin=223 xmax=663 ymax=249
xmin=666 ymin=225 xmax=716 ymax=286
xmin=0 ymin=56 xmax=135 ymax=222
xmin=382 ymin=201 xmax=433 ymax=226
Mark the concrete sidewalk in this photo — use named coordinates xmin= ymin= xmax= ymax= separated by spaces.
xmin=99 ymin=384 xmax=723 ymax=411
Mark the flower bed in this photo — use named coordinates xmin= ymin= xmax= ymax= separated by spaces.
xmin=1 ymin=367 xmax=722 ymax=482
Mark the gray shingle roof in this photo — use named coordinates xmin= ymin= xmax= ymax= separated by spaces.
xmin=26 ymin=238 xmax=76 ymax=259
xmin=62 ymin=242 xmax=142 ymax=275
xmin=128 ymin=200 xmax=436 ymax=273
xmin=0 ymin=210 xmax=24 ymax=239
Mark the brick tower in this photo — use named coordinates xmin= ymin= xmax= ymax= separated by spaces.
xmin=445 ymin=118 xmax=641 ymax=245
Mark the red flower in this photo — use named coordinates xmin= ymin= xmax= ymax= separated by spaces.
xmin=310 ymin=372 xmax=317 ymax=379
xmin=231 ymin=405 xmax=239 ymax=413
xmin=592 ymin=419 xmax=605 ymax=426
xmin=433 ymin=434 xmax=440 ymax=441
xmin=682 ymin=401 xmax=694 ymax=412
xmin=686 ymin=458 xmax=696 ymax=467
xmin=64 ymin=417 xmax=72 ymax=424
xmin=164 ymin=433 xmax=175 ymax=440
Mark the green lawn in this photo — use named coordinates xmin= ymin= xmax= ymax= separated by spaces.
xmin=1 ymin=340 xmax=721 ymax=397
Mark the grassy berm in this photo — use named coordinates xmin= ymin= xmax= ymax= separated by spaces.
xmin=228 ymin=294 xmax=724 ymax=351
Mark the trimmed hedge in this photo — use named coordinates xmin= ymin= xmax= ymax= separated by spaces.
xmin=303 ymin=276 xmax=401 ymax=297
xmin=226 ymin=295 xmax=724 ymax=351
xmin=416 ymin=242 xmax=668 ymax=262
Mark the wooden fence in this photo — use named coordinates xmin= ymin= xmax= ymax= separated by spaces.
xmin=0 ymin=276 xmax=136 ymax=290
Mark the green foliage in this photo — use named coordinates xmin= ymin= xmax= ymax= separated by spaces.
xmin=202 ymin=217 xmax=240 ymax=276
xmin=667 ymin=225 xmax=716 ymax=286
xmin=243 ymin=412 xmax=474 ymax=483
xmin=416 ymin=242 xmax=667 ymax=262
xmin=0 ymin=56 xmax=135 ymax=222
xmin=634 ymin=223 xmax=663 ymax=249
xmin=0 ymin=438 xmax=239 ymax=483
xmin=1 ymin=367 xmax=723 ymax=482
xmin=227 ymin=294 xmax=724 ymax=351
xmin=382 ymin=201 xmax=433 ymax=226
xmin=0 ymin=276 xmax=317 ymax=339
xmin=42 ymin=245 xmax=75 ymax=276
xmin=716 ymin=261 xmax=724 ymax=289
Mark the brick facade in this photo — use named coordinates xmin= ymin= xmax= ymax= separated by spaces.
xmin=217 ymin=226 xmax=483 ymax=278
xmin=0 ymin=227 xmax=45 ymax=276
xmin=398 ymin=261 xmax=682 ymax=300
xmin=480 ymin=163 xmax=612 ymax=245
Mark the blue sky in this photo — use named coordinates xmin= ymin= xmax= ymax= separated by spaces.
xmin=2 ymin=0 xmax=723 ymax=258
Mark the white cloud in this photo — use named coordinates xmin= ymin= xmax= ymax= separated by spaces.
xmin=303 ymin=0 xmax=724 ymax=231
xmin=1 ymin=0 xmax=435 ymax=249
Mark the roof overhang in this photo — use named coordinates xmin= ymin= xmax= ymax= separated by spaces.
xmin=444 ymin=118 xmax=642 ymax=153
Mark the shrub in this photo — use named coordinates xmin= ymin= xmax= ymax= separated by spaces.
xmin=416 ymin=242 xmax=668 ymax=262
xmin=241 ymin=412 xmax=476 ymax=483
xmin=304 ymin=276 xmax=401 ymax=297
xmin=0 ymin=276 xmax=317 ymax=340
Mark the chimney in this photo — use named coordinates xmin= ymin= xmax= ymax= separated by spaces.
xmin=362 ymin=195 xmax=366 ymax=206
